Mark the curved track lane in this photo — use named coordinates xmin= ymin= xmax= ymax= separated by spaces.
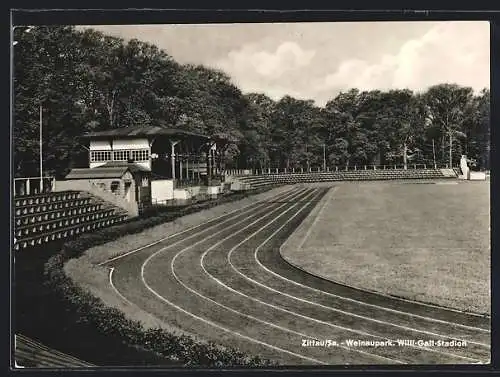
xmin=103 ymin=186 xmax=490 ymax=365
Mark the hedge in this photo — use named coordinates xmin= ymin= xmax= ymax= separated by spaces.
xmin=43 ymin=185 xmax=281 ymax=367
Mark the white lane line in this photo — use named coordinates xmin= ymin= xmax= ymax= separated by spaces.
xmin=272 ymin=244 xmax=490 ymax=333
xmin=251 ymin=252 xmax=490 ymax=348
xmin=99 ymin=186 xmax=300 ymax=266
xmin=179 ymin=196 xmax=402 ymax=364
xmin=108 ymin=267 xmax=165 ymax=327
xmin=108 ymin=188 xmax=309 ymax=309
xmin=108 ymin=267 xmax=134 ymax=305
xmin=142 ymin=275 xmax=326 ymax=365
xmin=228 ymin=208 xmax=489 ymax=348
xmin=197 ymin=197 xmax=482 ymax=363
xmin=296 ymin=186 xmax=338 ymax=251
xmin=192 ymin=192 xmax=403 ymax=364
xmin=225 ymin=219 xmax=490 ymax=347
xmin=281 ymin=246 xmax=490 ymax=322
xmin=279 ymin=197 xmax=490 ymax=323
xmin=141 ymin=190 xmax=327 ymax=365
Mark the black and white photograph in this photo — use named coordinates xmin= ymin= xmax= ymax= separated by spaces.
xmin=11 ymin=13 xmax=491 ymax=368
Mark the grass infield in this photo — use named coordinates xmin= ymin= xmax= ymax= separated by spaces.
xmin=281 ymin=181 xmax=490 ymax=315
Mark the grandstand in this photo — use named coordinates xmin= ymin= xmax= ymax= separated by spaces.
xmin=226 ymin=166 xmax=458 ymax=190
xmin=12 ymin=127 xmax=231 ymax=251
xmin=13 ymin=189 xmax=128 ymax=251
xmin=12 ymin=159 xmax=463 ymax=251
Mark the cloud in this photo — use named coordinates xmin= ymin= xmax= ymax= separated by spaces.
xmin=319 ymin=21 xmax=489 ymax=95
xmin=89 ymin=22 xmax=489 ymax=106
xmin=213 ymin=41 xmax=316 ymax=101
xmin=219 ymin=41 xmax=316 ymax=78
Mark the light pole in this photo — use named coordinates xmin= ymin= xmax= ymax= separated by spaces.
xmin=13 ymin=26 xmax=44 ymax=192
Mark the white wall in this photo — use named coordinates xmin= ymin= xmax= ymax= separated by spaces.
xmin=90 ymin=138 xmax=149 ymax=151
xmin=151 ymin=179 xmax=174 ymax=203
xmin=90 ymin=140 xmax=112 ymax=151
xmin=90 ymin=162 xmax=107 ymax=169
xmin=207 ymin=186 xmax=220 ymax=195
xmin=174 ymin=189 xmax=191 ymax=200
xmin=112 ymin=138 xmax=149 ymax=150
xmin=89 ymin=138 xmax=151 ymax=170
xmin=54 ymin=179 xmax=138 ymax=217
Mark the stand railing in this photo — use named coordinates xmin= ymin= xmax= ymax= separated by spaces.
xmin=225 ymin=164 xmax=458 ymax=176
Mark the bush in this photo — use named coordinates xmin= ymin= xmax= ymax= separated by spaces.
xmin=43 ymin=185 xmax=280 ymax=367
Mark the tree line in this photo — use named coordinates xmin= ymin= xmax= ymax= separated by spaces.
xmin=13 ymin=26 xmax=490 ymax=178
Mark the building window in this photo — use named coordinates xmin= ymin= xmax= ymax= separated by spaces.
xmin=110 ymin=181 xmax=120 ymax=194
xmin=91 ymin=149 xmax=149 ymax=162
xmin=113 ymin=150 xmax=129 ymax=161
xmin=130 ymin=149 xmax=150 ymax=161
xmin=90 ymin=150 xmax=112 ymax=162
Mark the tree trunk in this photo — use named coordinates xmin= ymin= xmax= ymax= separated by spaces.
xmin=442 ymin=135 xmax=445 ymax=162
xmin=403 ymin=142 xmax=408 ymax=170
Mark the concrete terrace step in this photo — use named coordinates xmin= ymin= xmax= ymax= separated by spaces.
xmin=14 ymin=190 xmax=130 ymax=251
xmin=232 ymin=169 xmax=454 ymax=189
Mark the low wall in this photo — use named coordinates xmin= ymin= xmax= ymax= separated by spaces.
xmin=207 ymin=186 xmax=220 ymax=196
xmin=174 ymin=189 xmax=191 ymax=200
xmin=188 ymin=186 xmax=201 ymax=197
xmin=54 ymin=180 xmax=138 ymax=217
xmin=229 ymin=181 xmax=251 ymax=191
xmin=151 ymin=179 xmax=174 ymax=203
xmin=470 ymin=172 xmax=487 ymax=181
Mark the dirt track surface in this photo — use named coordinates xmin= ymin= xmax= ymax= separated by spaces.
xmin=102 ymin=186 xmax=490 ymax=365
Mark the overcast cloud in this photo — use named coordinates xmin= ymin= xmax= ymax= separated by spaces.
xmin=86 ymin=21 xmax=489 ymax=106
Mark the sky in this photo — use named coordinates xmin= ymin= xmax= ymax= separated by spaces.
xmin=86 ymin=21 xmax=490 ymax=106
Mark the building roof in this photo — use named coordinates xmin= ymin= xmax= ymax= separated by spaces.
xmin=100 ymin=161 xmax=150 ymax=172
xmin=82 ymin=126 xmax=210 ymax=140
xmin=65 ymin=162 xmax=149 ymax=180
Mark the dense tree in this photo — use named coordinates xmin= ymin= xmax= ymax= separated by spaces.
xmin=13 ymin=26 xmax=490 ymax=178
xmin=423 ymin=84 xmax=475 ymax=167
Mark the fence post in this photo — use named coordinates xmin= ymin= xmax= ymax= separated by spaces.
xmin=424 ymin=164 xmax=427 ymax=169
xmin=26 ymin=179 xmax=30 ymax=196
xmin=394 ymin=164 xmax=397 ymax=169
xmin=374 ymin=165 xmax=376 ymax=170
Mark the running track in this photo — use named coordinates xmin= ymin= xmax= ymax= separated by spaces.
xmin=101 ymin=186 xmax=490 ymax=365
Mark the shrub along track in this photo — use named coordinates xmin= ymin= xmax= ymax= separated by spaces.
xmin=102 ymin=186 xmax=490 ymax=365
